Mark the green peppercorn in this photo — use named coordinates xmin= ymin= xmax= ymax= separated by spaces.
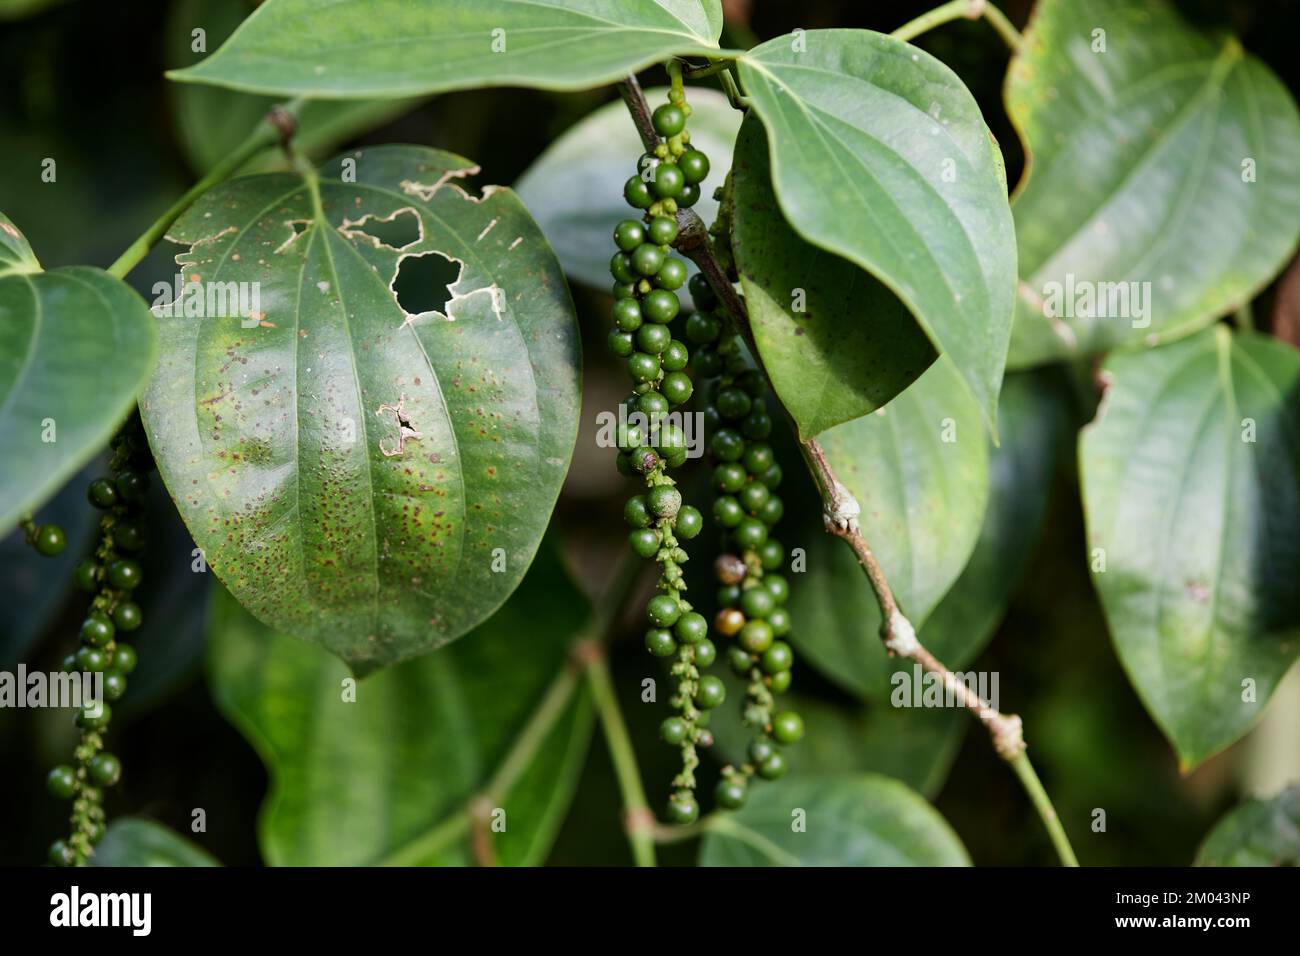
xmin=688 ymin=273 xmax=717 ymax=310
xmin=652 ymin=104 xmax=686 ymax=137
xmin=624 ymin=175 xmax=654 ymax=209
xmin=48 ymin=840 xmax=76 ymax=867
xmin=641 ymin=288 xmax=679 ymax=324
xmin=678 ymin=183 xmax=701 ymax=207
xmin=749 ymin=737 xmax=776 ymax=764
xmin=103 ymin=670 xmax=128 ymax=702
xmin=771 ymin=711 xmax=805 ymax=745
xmin=758 ymin=539 xmax=785 ymax=571
xmin=759 ymin=463 xmax=783 ymax=490
xmin=665 ymin=792 xmax=699 ymax=825
xmin=646 ymin=595 xmax=681 ymax=628
xmin=765 ymin=574 xmax=790 ymax=604
xmin=712 ymin=463 xmax=747 ymax=494
xmin=715 ymin=778 xmax=746 ymax=810
xmin=614 ymin=218 xmax=646 ymax=251
xmin=762 ymin=640 xmax=794 ymax=674
xmin=759 ymin=751 xmax=788 ymax=780
xmin=660 ymin=716 xmax=689 ymax=745
xmin=75 ymin=646 xmax=108 ymax=673
xmin=660 ymin=340 xmax=690 ymax=372
xmin=80 ymin=613 xmax=115 ymax=648
xmin=728 ymin=646 xmax=753 ymax=675
xmin=114 ymin=520 xmax=146 ymax=552
xmin=710 ymin=428 xmax=745 ymax=462
xmin=106 ymin=559 xmax=142 ymax=590
xmin=743 ymin=443 xmax=775 ymax=474
xmin=31 ymin=524 xmax=67 ymax=556
xmin=89 ymin=752 xmax=122 ymax=787
xmin=685 ymin=312 xmax=720 ymax=344
xmin=74 ymin=559 xmax=101 ymax=592
xmin=627 ymin=352 xmax=661 ymax=383
xmin=740 ymin=586 xmax=775 ymax=620
xmin=647 ymin=485 xmax=682 ymax=519
xmin=758 ymin=496 xmax=785 ymax=526
xmin=624 ymin=495 xmax=652 ymax=528
xmin=695 ymin=675 xmax=726 ymax=710
xmin=612 ymin=297 xmax=643 ymax=332
xmin=631 ymin=243 xmax=665 ymax=277
xmin=767 ymin=606 xmax=792 ymax=637
xmin=655 ymin=258 xmax=688 ymax=291
xmin=639 ymin=391 xmax=669 ymax=417
xmin=717 ymin=584 xmax=741 ymax=607
xmin=631 ymin=446 xmax=661 ymax=474
xmin=674 ymin=611 xmax=708 ymax=645
xmin=115 ymin=470 xmax=148 ymax=502
xmin=77 ymin=701 xmax=111 ymax=731
xmin=629 ymin=528 xmax=662 ymax=559
xmin=675 ymin=505 xmax=703 ymax=540
xmin=113 ymin=644 xmax=137 ymax=675
xmin=693 ymin=347 xmax=722 ymax=377
xmin=768 ymin=669 xmax=793 ymax=693
xmin=610 ymin=251 xmax=636 ymax=283
xmin=645 ymin=628 xmax=677 ymax=658
xmin=715 ymin=386 xmax=752 ymax=420
xmin=738 ymin=482 xmax=770 ymax=514
xmin=661 ymin=372 xmax=693 ymax=406
xmin=694 ymin=639 xmax=717 ymax=668
xmin=732 ymin=517 xmax=768 ymax=550
xmin=679 ymin=149 xmax=710 ymax=185
xmin=46 ymin=765 xmax=77 ymax=799
xmin=741 ymin=410 xmax=772 ymax=440
xmin=739 ymin=619 xmax=774 ymax=654
xmin=87 ymin=477 xmax=118 ymax=509
xmin=608 ymin=330 xmax=635 ymax=358
xmin=636 ymin=323 xmax=671 ymax=355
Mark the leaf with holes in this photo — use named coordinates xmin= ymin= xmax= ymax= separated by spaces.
xmin=89 ymin=818 xmax=221 ymax=867
xmin=139 ymin=146 xmax=580 ymax=673
xmin=207 ymin=546 xmax=593 ymax=866
xmin=787 ymin=357 xmax=988 ymax=699
xmin=516 ymin=86 xmax=740 ymax=297
xmin=166 ymin=0 xmax=422 ymax=175
xmin=1006 ymin=0 xmax=1300 ymax=367
xmin=698 ymin=774 xmax=970 ymax=866
xmin=736 ymin=29 xmax=1017 ymax=430
xmin=1081 ymin=327 xmax=1300 ymax=769
xmin=168 ymin=0 xmax=728 ymax=99
xmin=0 ymin=213 xmax=158 ymax=535
xmin=1195 ymin=783 xmax=1300 ymax=866
xmin=730 ymin=114 xmax=935 ymax=437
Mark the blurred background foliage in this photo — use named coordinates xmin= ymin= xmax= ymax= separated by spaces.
xmin=2 ymin=0 xmax=1298 ymax=866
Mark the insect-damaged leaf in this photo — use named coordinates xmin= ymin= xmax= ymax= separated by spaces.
xmin=0 ymin=213 xmax=158 ymax=534
xmin=140 ymin=146 xmax=580 ymax=673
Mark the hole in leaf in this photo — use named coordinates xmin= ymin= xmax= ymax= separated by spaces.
xmin=392 ymin=252 xmax=460 ymax=317
xmin=352 ymin=209 xmax=422 ymax=250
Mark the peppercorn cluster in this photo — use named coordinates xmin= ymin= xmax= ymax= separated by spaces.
xmin=608 ymin=85 xmax=724 ymax=826
xmin=45 ymin=417 xmax=150 ymax=866
xmin=688 ymin=278 xmax=805 ymax=811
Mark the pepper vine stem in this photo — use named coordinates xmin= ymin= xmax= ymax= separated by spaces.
xmin=617 ymin=72 xmax=1078 ymax=867
xmin=105 ymin=97 xmax=306 ymax=280
xmin=891 ymin=0 xmax=1024 ymax=50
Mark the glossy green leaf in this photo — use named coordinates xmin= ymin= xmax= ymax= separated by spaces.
xmin=1081 ymin=327 xmax=1300 ymax=769
xmin=736 ymin=29 xmax=1017 ymax=429
xmin=709 ymin=677 xmax=964 ymax=799
xmin=168 ymin=0 xmax=726 ymax=99
xmin=1195 ymin=783 xmax=1300 ymax=866
xmin=516 ymin=86 xmax=739 ymax=296
xmin=730 ymin=114 xmax=935 ymax=437
xmin=89 ymin=818 xmax=221 ymax=867
xmin=140 ymin=146 xmax=580 ymax=673
xmin=920 ymin=368 xmax=1075 ymax=654
xmin=1007 ymin=0 xmax=1300 ymax=367
xmin=167 ymin=0 xmax=421 ymax=175
xmin=0 ymin=214 xmax=158 ymax=535
xmin=788 ymin=358 xmax=989 ymax=699
xmin=0 ymin=0 xmax=67 ymax=19
xmin=699 ymin=774 xmax=970 ymax=866
xmin=207 ymin=547 xmax=593 ymax=866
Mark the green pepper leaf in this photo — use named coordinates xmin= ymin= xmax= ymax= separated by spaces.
xmin=1081 ymin=327 xmax=1300 ymax=769
xmin=1007 ymin=0 xmax=1300 ymax=366
xmin=736 ymin=29 xmax=1017 ymax=430
xmin=89 ymin=818 xmax=221 ymax=867
xmin=206 ymin=545 xmax=593 ymax=866
xmin=1195 ymin=783 xmax=1300 ymax=866
xmin=168 ymin=0 xmax=728 ymax=99
xmin=140 ymin=146 xmax=580 ymax=673
xmin=0 ymin=214 xmax=158 ymax=535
